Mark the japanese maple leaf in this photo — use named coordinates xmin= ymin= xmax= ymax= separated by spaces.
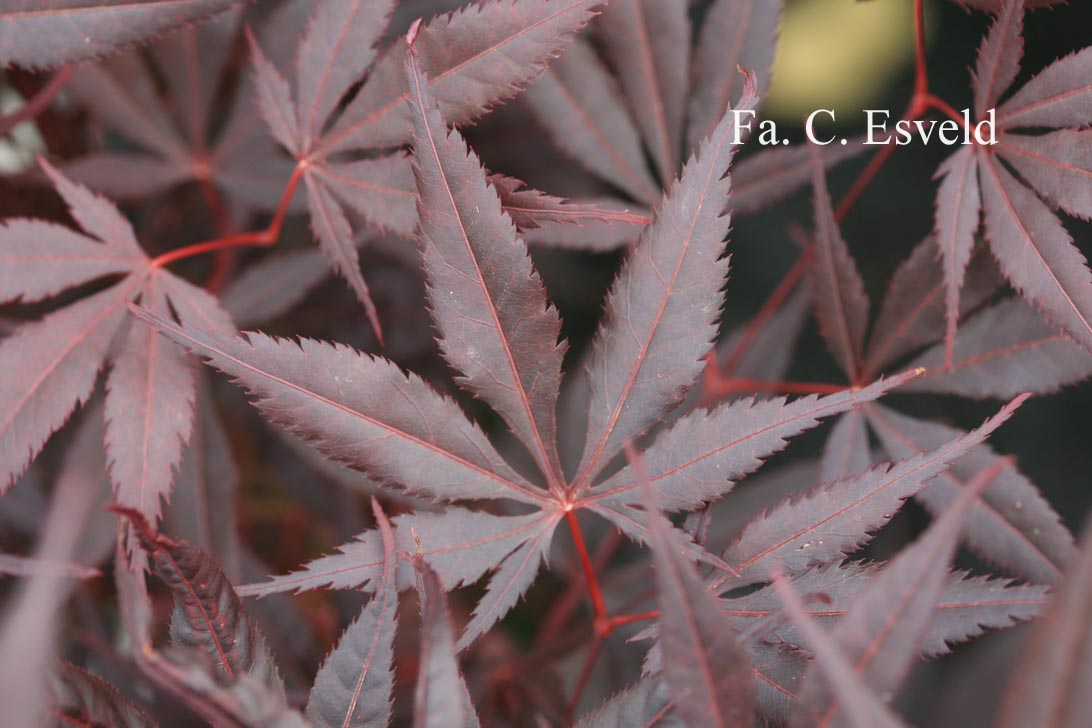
xmin=0 ymin=1 xmax=243 ymax=70
xmin=0 ymin=159 xmax=234 ymax=526
xmin=751 ymin=149 xmax=1086 ymax=588
xmin=62 ymin=6 xmax=299 ymax=211
xmin=936 ymin=0 xmax=1092 ymax=361
xmin=135 ymin=36 xmax=915 ymax=653
xmin=521 ymin=0 xmax=870 ymax=249
xmin=244 ymin=0 xmax=641 ymax=341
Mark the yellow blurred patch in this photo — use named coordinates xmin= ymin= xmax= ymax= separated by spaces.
xmin=765 ymin=0 xmax=936 ymax=124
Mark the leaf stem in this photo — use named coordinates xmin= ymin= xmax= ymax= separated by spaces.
xmin=564 ymin=510 xmax=607 ymax=622
xmin=0 ymin=66 xmax=73 ymax=137
xmin=150 ymin=160 xmax=307 ymax=269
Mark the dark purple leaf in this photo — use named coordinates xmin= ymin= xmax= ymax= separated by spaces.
xmin=972 ymin=0 xmax=1023 ymax=120
xmin=723 ymin=397 xmax=1026 ymax=585
xmin=997 ymin=130 xmax=1092 ymax=220
xmin=319 ymin=0 xmax=604 ymax=156
xmin=934 ymin=146 xmax=982 ymax=360
xmin=688 ymin=0 xmax=784 ymax=150
xmin=307 ymin=501 xmax=398 ymax=728
xmin=998 ymin=514 xmax=1092 ymax=728
xmin=867 ymin=404 xmax=1075 ymax=585
xmin=997 ymin=46 xmax=1092 ymax=130
xmin=46 ymin=662 xmax=154 ymax=728
xmin=598 ymin=0 xmax=690 ymax=182
xmin=0 ymin=0 xmax=242 ymax=70
xmin=573 ymin=72 xmax=759 ymax=490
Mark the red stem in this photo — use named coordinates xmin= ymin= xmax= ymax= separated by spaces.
xmin=0 ymin=66 xmax=73 ymax=137
xmin=564 ymin=510 xmax=606 ymax=622
xmin=151 ymin=161 xmax=305 ymax=269
xmin=604 ymin=610 xmax=659 ymax=630
xmin=913 ymin=0 xmax=928 ymax=98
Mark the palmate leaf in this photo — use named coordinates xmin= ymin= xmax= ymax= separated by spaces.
xmin=866 ymin=404 xmax=1074 ymax=585
xmin=120 ymin=508 xmax=285 ymax=695
xmin=317 ymin=0 xmax=605 ymax=157
xmin=726 ymin=562 xmax=1050 ymax=660
xmin=307 ymin=501 xmax=397 ymax=728
xmin=407 ymin=43 xmax=567 ymax=487
xmin=863 ymin=238 xmax=1003 ymax=377
xmin=956 ymin=0 xmax=1092 ymax=358
xmin=730 ymin=139 xmax=869 ymax=216
xmin=0 ymin=0 xmax=241 ymax=70
xmin=572 ymin=70 xmax=759 ymax=491
xmin=790 ymin=453 xmax=1003 ymax=728
xmin=642 ymin=454 xmax=755 ymax=728
xmin=998 ymin=514 xmax=1092 ymax=728
xmin=722 ymin=397 xmax=1026 ymax=586
xmin=819 ymin=410 xmax=870 ymax=485
xmin=574 ymin=677 xmax=677 ymax=728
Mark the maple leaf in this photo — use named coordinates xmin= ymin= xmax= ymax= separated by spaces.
xmin=46 ymin=662 xmax=155 ymax=728
xmin=0 ymin=160 xmax=236 ymax=529
xmin=789 ymin=455 xmax=1005 ymax=728
xmin=0 ymin=0 xmax=242 ymax=70
xmin=244 ymin=0 xmax=607 ymax=340
xmin=63 ymin=9 xmax=297 ymax=212
xmin=133 ymin=36 xmax=912 ymax=658
xmin=936 ymin=0 xmax=1092 ymax=359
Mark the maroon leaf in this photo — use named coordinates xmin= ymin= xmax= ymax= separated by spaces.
xmin=47 ymin=662 xmax=155 ymax=728
xmin=411 ymin=558 xmax=478 ymax=728
xmin=598 ymin=0 xmax=690 ymax=182
xmin=319 ymin=0 xmax=604 ymax=156
xmin=0 ymin=0 xmax=242 ymax=70
xmin=790 ymin=453 xmax=1006 ymax=728
xmin=0 ymin=410 xmax=110 ymax=728
xmin=639 ymin=455 xmax=754 ymax=727
xmin=723 ymin=397 xmax=1026 ymax=585
xmin=979 ymin=150 xmax=1092 ymax=355
xmin=730 ymin=138 xmax=868 ymax=215
xmin=119 ymin=508 xmax=284 ymax=694
xmin=105 ymin=274 xmax=197 ymax=524
xmin=810 ymin=149 xmax=869 ymax=382
xmin=934 ymin=146 xmax=982 ymax=361
xmin=238 ymin=509 xmax=558 ymax=598
xmin=307 ymin=501 xmax=398 ymax=728
xmin=725 ymin=562 xmax=1049 ymax=659
xmin=972 ymin=0 xmax=1023 ymax=121
xmin=523 ymin=35 xmax=659 ymax=204
xmin=866 ymin=404 xmax=1075 ymax=585
xmin=407 ymin=45 xmax=566 ymax=487
xmin=688 ymin=0 xmax=784 ymax=150
xmin=904 ymin=297 xmax=1092 ymax=398
xmin=130 ymin=309 xmax=545 ymax=505
xmin=574 ymin=678 xmax=673 ymax=727
xmin=314 ymin=155 xmax=419 ymax=238
xmin=996 ymin=130 xmax=1092 ymax=220
xmin=771 ymin=571 xmax=907 ymax=728
xmin=488 ymin=174 xmax=653 ymax=231
xmin=248 ymin=28 xmax=301 ymax=157
xmin=295 ymin=0 xmax=396 ymax=151
xmin=303 ymin=172 xmax=383 ymax=341
xmin=0 ymin=282 xmax=134 ymax=490
xmin=864 ymin=238 xmax=1003 ymax=377
xmin=998 ymin=514 xmax=1092 ymax=728
xmin=220 ymin=249 xmax=331 ymax=328
xmin=574 ymin=71 xmax=759 ymax=490
xmin=997 ymin=46 xmax=1092 ymax=130
xmin=588 ymin=372 xmax=917 ymax=512
xmin=40 ymin=158 xmax=145 ymax=257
